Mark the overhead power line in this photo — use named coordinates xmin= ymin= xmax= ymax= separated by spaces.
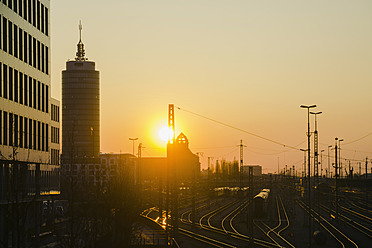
xmin=343 ymin=132 xmax=372 ymax=145
xmin=175 ymin=106 xmax=302 ymax=151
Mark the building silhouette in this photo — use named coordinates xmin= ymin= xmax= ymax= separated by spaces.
xmin=0 ymin=1 xmax=60 ymax=246
xmin=139 ymin=133 xmax=200 ymax=182
xmin=61 ymin=23 xmax=100 ymax=187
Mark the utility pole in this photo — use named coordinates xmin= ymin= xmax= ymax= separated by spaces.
xmin=247 ymin=166 xmax=254 ymax=247
xmin=310 ymin=111 xmax=322 ymax=185
xmin=239 ymin=140 xmax=246 ymax=191
xmin=327 ymin=145 xmax=332 ymax=179
xmin=208 ymin=157 xmax=211 ymax=209
xmin=167 ymin=104 xmax=178 ymax=238
xmin=334 ymin=138 xmax=338 ymax=222
xmin=359 ymin=162 xmax=361 ymax=177
xmin=366 ymin=157 xmax=368 ymax=205
xmin=300 ymin=104 xmax=316 ymax=248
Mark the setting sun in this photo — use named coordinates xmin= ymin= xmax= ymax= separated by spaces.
xmin=158 ymin=126 xmax=173 ymax=142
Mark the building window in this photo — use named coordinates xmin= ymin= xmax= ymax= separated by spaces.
xmin=0 ymin=62 xmax=2 ymax=97
xmin=24 ymin=117 xmax=28 ymax=148
xmin=8 ymin=20 xmax=12 ymax=55
xmin=33 ymin=119 xmax=36 ymax=150
xmin=36 ymin=0 xmax=40 ymax=30
xmin=28 ymin=118 xmax=32 ymax=149
xmin=33 ymin=79 xmax=36 ymax=109
xmin=14 ymin=114 xmax=18 ymax=147
xmin=18 ymin=28 xmax=23 ymax=60
xmin=28 ymin=34 xmax=31 ymax=66
xmin=3 ymin=111 xmax=7 ymax=145
xmin=19 ymin=71 xmax=23 ymax=104
xmin=45 ymin=46 xmax=48 ymax=74
xmin=37 ymin=121 xmax=40 ymax=150
xmin=45 ymin=84 xmax=48 ymax=112
xmin=23 ymin=0 xmax=27 ymax=21
xmin=9 ymin=113 xmax=13 ymax=146
xmin=24 ymin=74 xmax=27 ymax=106
xmin=3 ymin=64 xmax=7 ymax=99
xmin=0 ymin=110 xmax=2 ymax=145
xmin=13 ymin=24 xmax=18 ymax=58
xmin=19 ymin=116 xmax=23 ymax=148
xmin=14 ymin=69 xmax=18 ymax=102
xmin=27 ymin=0 xmax=31 ymax=24
xmin=8 ymin=66 xmax=13 ymax=101
xmin=41 ymin=43 xmax=44 ymax=72
xmin=41 ymin=122 xmax=44 ymax=151
xmin=42 ymin=83 xmax=44 ymax=112
xmin=37 ymin=40 xmax=40 ymax=70
xmin=46 ymin=123 xmax=48 ymax=150
xmin=45 ymin=6 xmax=48 ymax=36
xmin=32 ymin=0 xmax=36 ymax=27
xmin=40 ymin=3 xmax=44 ymax=33
xmin=18 ymin=0 xmax=23 ymax=17
xmin=32 ymin=37 xmax=36 ymax=67
xmin=28 ymin=76 xmax=32 ymax=107
xmin=2 ymin=17 xmax=7 ymax=52
xmin=37 ymin=80 xmax=40 ymax=110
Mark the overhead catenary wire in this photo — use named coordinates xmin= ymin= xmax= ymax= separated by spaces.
xmin=176 ymin=106 xmax=302 ymax=151
xmin=176 ymin=105 xmax=368 ymax=163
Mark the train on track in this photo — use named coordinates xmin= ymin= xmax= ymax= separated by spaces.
xmin=253 ymin=188 xmax=270 ymax=218
xmin=212 ymin=186 xmax=249 ymax=198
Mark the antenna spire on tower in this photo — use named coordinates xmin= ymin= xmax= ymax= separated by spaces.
xmin=79 ymin=20 xmax=82 ymax=42
xmin=76 ymin=20 xmax=87 ymax=61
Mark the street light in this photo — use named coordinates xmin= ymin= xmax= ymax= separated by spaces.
xmin=300 ymin=104 xmax=316 ymax=248
xmin=328 ymin=145 xmax=332 ymax=179
xmin=129 ymin=137 xmax=138 ymax=156
xmin=300 ymin=149 xmax=308 ymax=181
xmin=320 ymin=150 xmax=325 ymax=178
xmin=339 ymin=139 xmax=344 ymax=178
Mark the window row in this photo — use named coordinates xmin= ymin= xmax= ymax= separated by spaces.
xmin=51 ymin=104 xmax=59 ymax=122
xmin=51 ymin=126 xmax=59 ymax=144
xmin=0 ymin=15 xmax=49 ymax=74
xmin=0 ymin=110 xmax=49 ymax=151
xmin=1 ymin=0 xmax=49 ymax=36
xmin=1 ymin=62 xmax=49 ymax=113
xmin=50 ymin=148 xmax=59 ymax=165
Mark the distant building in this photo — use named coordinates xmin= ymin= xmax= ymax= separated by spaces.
xmin=138 ymin=133 xmax=200 ymax=183
xmin=242 ymin=165 xmax=262 ymax=176
xmin=100 ymin=153 xmax=136 ymax=186
xmin=0 ymin=1 xmax=60 ymax=245
xmin=61 ymin=23 xmax=100 ymax=189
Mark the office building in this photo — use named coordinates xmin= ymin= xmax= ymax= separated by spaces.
xmin=0 ymin=0 xmax=60 ymax=246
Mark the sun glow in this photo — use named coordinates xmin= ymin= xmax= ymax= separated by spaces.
xmin=158 ymin=126 xmax=174 ymax=142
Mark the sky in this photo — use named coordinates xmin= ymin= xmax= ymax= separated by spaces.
xmin=51 ymin=0 xmax=372 ymax=174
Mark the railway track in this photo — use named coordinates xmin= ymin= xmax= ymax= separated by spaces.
xmin=254 ymin=196 xmax=294 ymax=248
xmin=297 ymin=200 xmax=359 ymax=248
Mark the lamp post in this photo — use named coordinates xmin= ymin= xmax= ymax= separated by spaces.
xmin=129 ymin=137 xmax=138 ymax=156
xmin=300 ymin=149 xmax=308 ymax=185
xmin=328 ymin=145 xmax=332 ymax=179
xmin=339 ymin=139 xmax=344 ymax=179
xmin=301 ymin=104 xmax=316 ymax=248
xmin=320 ymin=150 xmax=325 ymax=178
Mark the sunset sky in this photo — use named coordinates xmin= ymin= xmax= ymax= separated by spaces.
xmin=51 ymin=0 xmax=372 ymax=173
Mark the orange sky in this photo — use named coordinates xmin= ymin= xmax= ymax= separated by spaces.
xmin=51 ymin=0 xmax=372 ymax=173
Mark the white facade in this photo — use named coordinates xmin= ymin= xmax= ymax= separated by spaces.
xmin=0 ymin=0 xmax=55 ymax=164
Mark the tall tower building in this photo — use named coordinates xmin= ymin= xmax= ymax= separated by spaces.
xmin=61 ymin=23 xmax=100 ymax=182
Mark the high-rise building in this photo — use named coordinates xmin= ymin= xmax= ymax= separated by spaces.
xmin=61 ymin=23 xmax=100 ymax=186
xmin=0 ymin=1 xmax=60 ymax=245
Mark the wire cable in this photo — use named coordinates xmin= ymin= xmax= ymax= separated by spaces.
xmin=176 ymin=106 xmax=302 ymax=151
